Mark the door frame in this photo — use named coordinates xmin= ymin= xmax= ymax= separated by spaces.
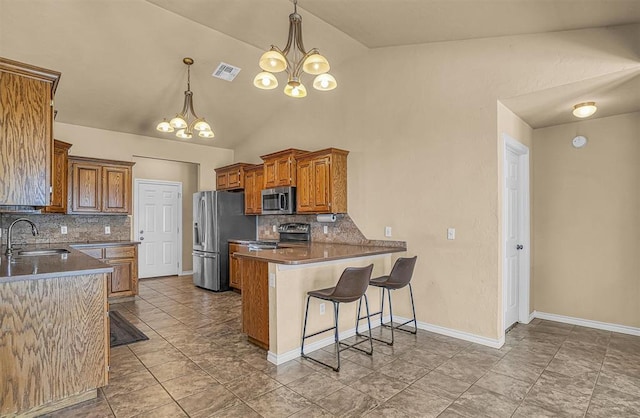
xmin=133 ymin=179 xmax=184 ymax=277
xmin=502 ymin=134 xmax=531 ymax=332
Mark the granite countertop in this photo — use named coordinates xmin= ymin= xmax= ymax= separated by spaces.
xmin=233 ymin=242 xmax=406 ymax=265
xmin=0 ymin=243 xmax=113 ymax=283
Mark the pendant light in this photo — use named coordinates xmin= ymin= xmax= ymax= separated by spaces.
xmin=253 ymin=0 xmax=337 ymax=98
xmin=156 ymin=57 xmax=214 ymax=138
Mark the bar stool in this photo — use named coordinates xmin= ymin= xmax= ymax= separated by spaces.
xmin=357 ymin=256 xmax=418 ymax=345
xmin=301 ymin=264 xmax=374 ymax=372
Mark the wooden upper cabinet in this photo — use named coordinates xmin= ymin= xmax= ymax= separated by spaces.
xmin=68 ymin=156 xmax=134 ymax=215
xmin=102 ymin=166 xmax=130 ymax=213
xmin=244 ymin=164 xmax=264 ymax=215
xmin=215 ymin=163 xmax=254 ymax=191
xmin=43 ymin=140 xmax=72 ymax=213
xmin=296 ymin=148 xmax=348 ymax=214
xmin=260 ymin=148 xmax=308 ymax=188
xmin=0 ymin=57 xmax=60 ymax=206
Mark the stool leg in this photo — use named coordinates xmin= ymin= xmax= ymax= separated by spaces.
xmin=379 ymin=288 xmax=386 ymax=327
xmin=363 ymin=294 xmax=374 ymax=355
xmin=300 ymin=295 xmax=312 ymax=356
xmin=388 ymin=288 xmax=395 ymax=345
xmin=408 ymin=283 xmax=418 ymax=334
xmin=333 ymin=302 xmax=340 ymax=372
xmin=355 ymin=296 xmax=362 ymax=336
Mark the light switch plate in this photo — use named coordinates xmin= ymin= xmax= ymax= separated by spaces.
xmin=104 ymin=226 xmax=111 ymax=235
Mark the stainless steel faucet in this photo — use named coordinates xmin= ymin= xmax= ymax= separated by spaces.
xmin=5 ymin=218 xmax=38 ymax=256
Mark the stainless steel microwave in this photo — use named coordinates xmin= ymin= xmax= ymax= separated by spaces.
xmin=261 ymin=186 xmax=296 ymax=215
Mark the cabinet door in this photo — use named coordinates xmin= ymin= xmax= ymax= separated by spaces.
xmin=276 ymin=157 xmax=292 ymax=186
xmin=312 ymin=157 xmax=331 ymax=212
xmin=0 ymin=72 xmax=52 ymax=206
xmin=263 ymin=160 xmax=277 ymax=188
xmin=244 ymin=171 xmax=256 ymax=214
xmin=216 ymin=171 xmax=229 ymax=190
xmin=102 ymin=166 xmax=131 ymax=213
xmin=227 ymin=169 xmax=242 ymax=189
xmin=255 ymin=170 xmax=264 ymax=213
xmin=241 ymin=259 xmax=269 ymax=348
xmin=44 ymin=141 xmax=70 ymax=213
xmin=71 ymin=163 xmax=102 ymax=213
xmin=229 ymin=244 xmax=242 ymax=290
xmin=106 ymin=259 xmax=137 ymax=297
xmin=296 ymin=159 xmax=313 ymax=212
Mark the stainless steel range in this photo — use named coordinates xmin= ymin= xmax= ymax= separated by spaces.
xmin=278 ymin=223 xmax=310 ymax=243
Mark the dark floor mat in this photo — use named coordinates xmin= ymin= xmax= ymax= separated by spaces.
xmin=110 ymin=310 xmax=149 ymax=347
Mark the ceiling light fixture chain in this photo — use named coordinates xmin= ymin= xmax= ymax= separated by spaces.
xmin=253 ymin=0 xmax=337 ymax=98
xmin=156 ymin=57 xmax=215 ymax=139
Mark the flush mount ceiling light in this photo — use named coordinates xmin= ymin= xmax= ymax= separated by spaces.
xmin=156 ymin=57 xmax=214 ymax=139
xmin=572 ymin=102 xmax=597 ymax=118
xmin=253 ymin=0 xmax=336 ymax=98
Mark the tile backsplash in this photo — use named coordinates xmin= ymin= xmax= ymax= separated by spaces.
xmin=0 ymin=213 xmax=130 ymax=245
xmin=258 ymin=213 xmax=405 ymax=247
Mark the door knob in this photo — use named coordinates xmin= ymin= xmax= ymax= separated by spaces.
xmin=516 ymin=245 xmax=523 ymax=250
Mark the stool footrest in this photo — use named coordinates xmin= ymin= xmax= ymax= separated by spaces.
xmin=301 ymin=353 xmax=340 ymax=372
xmin=382 ymin=320 xmax=418 ymax=334
xmin=302 ymin=325 xmax=336 ymax=341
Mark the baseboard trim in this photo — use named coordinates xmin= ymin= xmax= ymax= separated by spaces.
xmin=533 ymin=311 xmax=640 ymax=336
xmin=267 ymin=314 xmax=504 ymax=365
xmin=392 ymin=315 xmax=505 ymax=349
xmin=179 ymin=270 xmax=193 ymax=276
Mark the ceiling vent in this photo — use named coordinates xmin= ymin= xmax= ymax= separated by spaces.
xmin=212 ymin=62 xmax=241 ymax=81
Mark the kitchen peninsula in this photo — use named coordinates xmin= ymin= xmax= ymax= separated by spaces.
xmin=233 ymin=242 xmax=406 ymax=364
xmin=0 ymin=245 xmax=112 ymax=417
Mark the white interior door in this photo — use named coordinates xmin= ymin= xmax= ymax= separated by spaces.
xmin=504 ymin=148 xmax=521 ymax=330
xmin=503 ymin=135 xmax=530 ymax=332
xmin=135 ymin=180 xmax=181 ymax=278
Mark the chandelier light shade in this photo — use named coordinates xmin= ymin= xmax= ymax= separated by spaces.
xmin=156 ymin=57 xmax=215 ymax=139
xmin=572 ymin=102 xmax=597 ymax=118
xmin=253 ymin=0 xmax=336 ymax=98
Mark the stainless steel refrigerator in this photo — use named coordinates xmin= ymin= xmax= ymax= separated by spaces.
xmin=193 ymin=191 xmax=256 ymax=291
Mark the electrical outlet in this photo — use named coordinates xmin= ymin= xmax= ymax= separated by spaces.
xmin=385 ymin=226 xmax=392 ymax=237
xmin=323 ymin=225 xmax=328 ymax=234
xmin=104 ymin=226 xmax=111 ymax=235
xmin=60 ymin=226 xmax=67 ymax=234
xmin=319 ymin=303 xmax=326 ymax=315
xmin=447 ymin=228 xmax=455 ymax=240
xmin=272 ymin=225 xmax=277 ymax=232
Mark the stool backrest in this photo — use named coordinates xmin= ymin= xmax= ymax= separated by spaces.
xmin=331 ymin=264 xmax=374 ymax=301
xmin=387 ymin=256 xmax=417 ymax=287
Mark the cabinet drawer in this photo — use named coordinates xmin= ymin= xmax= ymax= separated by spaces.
xmin=105 ymin=246 xmax=136 ymax=259
xmin=78 ymin=248 xmax=103 ymax=259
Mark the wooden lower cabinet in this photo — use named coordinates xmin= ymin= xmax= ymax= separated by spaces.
xmin=75 ymin=244 xmax=138 ymax=301
xmin=0 ymin=272 xmax=108 ymax=416
xmin=240 ymin=259 xmax=269 ymax=349
xmin=229 ymin=243 xmax=244 ymax=290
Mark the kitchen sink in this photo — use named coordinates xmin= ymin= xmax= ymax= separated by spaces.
xmin=18 ymin=248 xmax=70 ymax=256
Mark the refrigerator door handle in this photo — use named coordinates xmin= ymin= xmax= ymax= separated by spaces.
xmin=199 ymin=196 xmax=206 ymax=246
xmin=192 ymin=252 xmax=216 ymax=258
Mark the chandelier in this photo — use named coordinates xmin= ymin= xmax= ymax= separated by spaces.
xmin=156 ymin=57 xmax=214 ymax=139
xmin=253 ymin=0 xmax=337 ymax=98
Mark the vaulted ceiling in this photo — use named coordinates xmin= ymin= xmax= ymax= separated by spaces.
xmin=1 ymin=0 xmax=639 ymax=148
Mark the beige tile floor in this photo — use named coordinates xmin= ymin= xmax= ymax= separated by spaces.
xmin=44 ymin=275 xmax=640 ymax=417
